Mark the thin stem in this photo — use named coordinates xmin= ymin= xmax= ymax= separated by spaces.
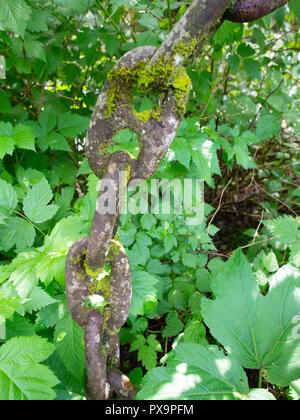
xmin=167 ymin=0 xmax=172 ymax=29
xmin=258 ymin=366 xmax=264 ymax=388
xmin=97 ymin=1 xmax=127 ymax=42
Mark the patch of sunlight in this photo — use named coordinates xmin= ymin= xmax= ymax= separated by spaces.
xmin=151 ymin=371 xmax=201 ymax=400
xmin=215 ymin=357 xmax=232 ymax=376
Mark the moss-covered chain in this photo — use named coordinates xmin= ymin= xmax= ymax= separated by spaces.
xmin=65 ymin=0 xmax=291 ymax=401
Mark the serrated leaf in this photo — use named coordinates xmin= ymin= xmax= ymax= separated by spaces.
xmin=202 ymin=251 xmax=300 ymax=387
xmin=130 ymin=271 xmax=158 ymax=316
xmin=140 ymin=214 xmax=156 ymax=231
xmin=137 ymin=344 xmax=249 ymax=400
xmin=171 ymin=138 xmax=191 ymax=169
xmin=58 ymin=112 xmax=89 ymax=138
xmin=0 ymin=217 xmax=35 ymax=251
xmin=25 ymin=287 xmax=56 ymax=314
xmin=182 ymin=252 xmax=197 ymax=268
xmin=36 ymin=296 xmax=68 ymax=330
xmin=265 ymin=215 xmax=299 ymax=245
xmin=0 ymin=179 xmax=18 ymax=217
xmin=256 ymin=114 xmax=281 ymax=140
xmin=23 ymin=178 xmax=58 ymax=223
xmin=244 ymin=58 xmax=261 ymax=80
xmin=0 ymin=336 xmax=58 ymax=400
xmin=0 ymin=0 xmax=31 ymax=36
xmin=162 ymin=312 xmax=184 ymax=338
xmin=54 ymin=315 xmax=85 ymax=381
xmin=138 ymin=345 xmax=157 ymax=371
xmin=5 ymin=313 xmax=35 ymax=339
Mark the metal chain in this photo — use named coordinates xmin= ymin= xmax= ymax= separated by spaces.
xmin=65 ymin=0 xmax=289 ymax=401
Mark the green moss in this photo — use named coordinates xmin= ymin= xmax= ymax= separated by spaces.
xmin=105 ymin=55 xmax=191 ymax=119
xmin=172 ymin=37 xmax=199 ymax=62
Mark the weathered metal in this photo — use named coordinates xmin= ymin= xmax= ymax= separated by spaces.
xmin=65 ymin=0 xmax=290 ymax=401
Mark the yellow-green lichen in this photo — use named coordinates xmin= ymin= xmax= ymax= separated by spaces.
xmin=172 ymin=67 xmax=191 ymax=115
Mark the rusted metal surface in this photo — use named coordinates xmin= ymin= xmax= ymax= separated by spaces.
xmin=65 ymin=0 xmax=290 ymax=401
xmin=224 ymin=0 xmax=289 ymax=23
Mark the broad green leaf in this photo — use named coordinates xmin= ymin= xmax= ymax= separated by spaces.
xmin=0 ymin=336 xmax=58 ymax=400
xmin=202 ymin=251 xmax=300 ymax=386
xmin=137 ymin=344 xmax=249 ymax=400
xmin=23 ymin=178 xmax=58 ymax=223
xmin=289 ymin=380 xmax=300 ymax=400
xmin=12 ymin=125 xmax=35 ymax=150
xmin=5 ymin=313 xmax=35 ymax=339
xmin=245 ymin=389 xmax=276 ymax=401
xmin=0 ymin=0 xmax=31 ymax=36
xmin=171 ymin=138 xmax=191 ymax=169
xmin=244 ymin=58 xmax=261 ymax=80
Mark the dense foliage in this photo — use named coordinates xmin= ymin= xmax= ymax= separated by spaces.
xmin=0 ymin=0 xmax=299 ymax=400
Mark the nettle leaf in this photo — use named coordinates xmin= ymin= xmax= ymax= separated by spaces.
xmin=54 ymin=315 xmax=85 ymax=381
xmin=0 ymin=0 xmax=31 ymax=36
xmin=202 ymin=250 xmax=300 ymax=387
xmin=138 ymin=345 xmax=157 ymax=371
xmin=137 ymin=344 xmax=249 ymax=400
xmin=36 ymin=296 xmax=68 ymax=330
xmin=58 ymin=112 xmax=89 ymax=138
xmin=162 ymin=311 xmax=184 ymax=338
xmin=0 ymin=217 xmax=35 ymax=252
xmin=256 ymin=114 xmax=281 ymax=140
xmin=23 ymin=178 xmax=58 ymax=224
xmin=0 ymin=336 xmax=58 ymax=400
xmin=5 ymin=313 xmax=35 ymax=339
xmin=130 ymin=271 xmax=158 ymax=316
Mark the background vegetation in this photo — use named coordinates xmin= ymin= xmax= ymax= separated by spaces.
xmin=0 ymin=0 xmax=299 ymax=400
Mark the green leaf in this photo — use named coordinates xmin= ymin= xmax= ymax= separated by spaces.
xmin=289 ymin=0 xmax=300 ymax=21
xmin=162 ymin=311 xmax=184 ymax=338
xmin=24 ymin=34 xmax=47 ymax=62
xmin=36 ymin=296 xmax=68 ymax=330
xmin=54 ymin=315 xmax=85 ymax=381
xmin=0 ymin=137 xmax=14 ymax=159
xmin=0 ymin=92 xmax=12 ymax=113
xmin=23 ymin=178 xmax=58 ymax=223
xmin=12 ymin=124 xmax=35 ymax=150
xmin=130 ymin=271 xmax=158 ymax=316
xmin=137 ymin=344 xmax=249 ymax=400
xmin=182 ymin=252 xmax=197 ymax=268
xmin=263 ymin=251 xmax=279 ymax=273
xmin=0 ymin=290 xmax=23 ymax=321
xmin=289 ymin=380 xmax=300 ymax=400
xmin=5 ymin=313 xmax=35 ymax=339
xmin=289 ymin=240 xmax=300 ymax=267
xmin=265 ymin=215 xmax=299 ymax=245
xmin=0 ymin=336 xmax=58 ymax=400
xmin=0 ymin=217 xmax=35 ymax=251
xmin=256 ymin=114 xmax=281 ymax=140
xmin=202 ymin=251 xmax=300 ymax=386
xmin=138 ymin=345 xmax=157 ymax=371
xmin=0 ymin=0 xmax=31 ymax=36
xmin=171 ymin=138 xmax=191 ymax=169
xmin=244 ymin=58 xmax=261 ymax=80
xmin=140 ymin=214 xmax=156 ymax=231
xmin=58 ymin=112 xmax=89 ymax=138
xmin=245 ymin=389 xmax=276 ymax=401
xmin=25 ymin=287 xmax=56 ymax=314
xmin=0 ymin=179 xmax=18 ymax=217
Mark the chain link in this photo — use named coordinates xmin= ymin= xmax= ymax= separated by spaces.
xmin=64 ymin=0 xmax=288 ymax=400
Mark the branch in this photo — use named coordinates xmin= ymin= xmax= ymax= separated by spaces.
xmin=224 ymin=0 xmax=290 ymax=23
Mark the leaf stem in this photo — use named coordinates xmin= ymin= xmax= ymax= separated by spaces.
xmin=258 ymin=366 xmax=264 ymax=388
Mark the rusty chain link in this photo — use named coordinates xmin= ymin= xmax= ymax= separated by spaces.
xmin=65 ymin=0 xmax=290 ymax=401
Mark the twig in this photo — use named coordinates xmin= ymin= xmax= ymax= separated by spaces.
xmin=207 ymin=178 xmax=233 ymax=234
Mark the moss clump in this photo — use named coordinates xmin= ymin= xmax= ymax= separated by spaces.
xmin=105 ymin=55 xmax=191 ymax=119
xmin=172 ymin=37 xmax=199 ymax=62
xmin=172 ymin=67 xmax=191 ymax=115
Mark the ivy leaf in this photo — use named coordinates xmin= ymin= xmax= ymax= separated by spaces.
xmin=58 ymin=112 xmax=89 ymax=138
xmin=137 ymin=344 xmax=249 ymax=400
xmin=0 ymin=217 xmax=35 ymax=251
xmin=0 ymin=0 xmax=31 ymax=37
xmin=202 ymin=251 xmax=300 ymax=387
xmin=0 ymin=336 xmax=58 ymax=400
xmin=23 ymin=178 xmax=58 ymax=223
